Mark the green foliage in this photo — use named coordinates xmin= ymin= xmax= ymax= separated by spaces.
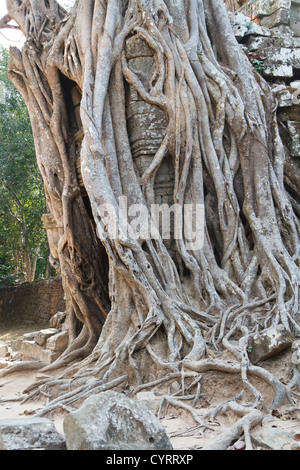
xmin=0 ymin=47 xmax=50 ymax=284
xmin=251 ymin=59 xmax=265 ymax=73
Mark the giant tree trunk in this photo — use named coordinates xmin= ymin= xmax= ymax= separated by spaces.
xmin=2 ymin=0 xmax=299 ymax=428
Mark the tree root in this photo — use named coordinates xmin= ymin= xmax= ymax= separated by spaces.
xmin=0 ymin=361 xmax=46 ymax=378
xmin=184 ymin=358 xmax=288 ymax=409
xmin=202 ymin=401 xmax=264 ymax=451
xmin=157 ymin=392 xmax=264 ymax=450
xmin=33 ymin=374 xmax=128 ymax=418
xmin=162 ymin=395 xmax=213 ymax=434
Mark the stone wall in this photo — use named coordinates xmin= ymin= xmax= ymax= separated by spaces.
xmin=0 ymin=277 xmax=65 ymax=325
xmin=224 ymin=0 xmax=300 ymax=201
xmin=224 ymin=0 xmax=300 ymax=36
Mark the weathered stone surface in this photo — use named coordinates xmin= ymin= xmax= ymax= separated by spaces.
xmin=291 ymin=1 xmax=300 ymax=35
xmin=227 ymin=0 xmax=300 ymax=37
xmin=23 ymin=331 xmax=36 ymax=341
xmin=239 ymin=0 xmax=291 ymax=21
xmin=273 ymin=84 xmax=299 ymax=108
xmin=40 ymin=349 xmax=60 ymax=364
xmin=63 ymin=391 xmax=173 ymax=450
xmin=248 ymin=325 xmax=294 ymax=364
xmin=136 ymin=391 xmax=163 ymax=415
xmin=287 ymin=120 xmax=300 ymax=155
xmin=252 ymin=426 xmax=297 ymax=450
xmin=264 ymin=47 xmax=300 ymax=74
xmin=46 ymin=331 xmax=68 ymax=352
xmin=0 ymin=418 xmax=66 ymax=450
xmin=8 ymin=338 xmax=23 ymax=352
xmin=228 ymin=11 xmax=271 ymax=40
xmin=34 ymin=328 xmax=59 ymax=347
xmin=21 ymin=340 xmax=44 ymax=361
xmin=225 ymin=0 xmax=300 ymax=185
xmin=246 ymin=35 xmax=273 ymax=52
xmin=260 ymin=8 xmax=290 ymax=29
xmin=0 ymin=343 xmax=8 ymax=358
xmin=0 ymin=277 xmax=65 ymax=325
xmin=49 ymin=311 xmax=66 ymax=330
xmin=125 ymin=34 xmax=153 ymax=59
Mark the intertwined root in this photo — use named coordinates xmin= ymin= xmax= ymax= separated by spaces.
xmin=4 ymin=349 xmax=294 ymax=450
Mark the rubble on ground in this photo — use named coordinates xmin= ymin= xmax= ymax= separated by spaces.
xmin=0 ymin=312 xmax=68 ymax=368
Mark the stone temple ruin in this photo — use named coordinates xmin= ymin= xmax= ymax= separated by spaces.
xmin=227 ymin=0 xmax=300 ymax=36
xmin=224 ymin=0 xmax=300 ymax=202
xmin=1 ymin=0 xmax=299 ymax=376
xmin=224 ymin=0 xmax=300 ymax=82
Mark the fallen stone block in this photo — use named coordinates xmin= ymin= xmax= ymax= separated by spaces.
xmin=252 ymin=426 xmax=297 ymax=450
xmin=8 ymin=338 xmax=23 ymax=352
xmin=260 ymin=8 xmax=290 ymax=29
xmin=49 ymin=311 xmax=66 ymax=330
xmin=246 ymin=35 xmax=273 ymax=51
xmin=21 ymin=340 xmax=44 ymax=361
xmin=63 ymin=390 xmax=173 ymax=450
xmin=248 ymin=325 xmax=294 ymax=364
xmin=0 ymin=343 xmax=8 ymax=358
xmin=40 ymin=349 xmax=60 ymax=365
xmin=22 ymin=331 xmax=37 ymax=341
xmin=136 ymin=391 xmax=163 ymax=415
xmin=273 ymin=85 xmax=297 ymax=108
xmin=240 ymin=0 xmax=291 ymax=19
xmin=0 ymin=418 xmax=66 ymax=450
xmin=228 ymin=11 xmax=271 ymax=41
xmin=34 ymin=328 xmax=59 ymax=347
xmin=46 ymin=331 xmax=68 ymax=352
xmin=265 ymin=64 xmax=294 ymax=78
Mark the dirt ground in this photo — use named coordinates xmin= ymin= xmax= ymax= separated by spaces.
xmin=0 ymin=325 xmax=299 ymax=450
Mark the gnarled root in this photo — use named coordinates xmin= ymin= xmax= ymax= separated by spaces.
xmin=0 ymin=361 xmax=45 ymax=378
xmin=202 ymin=401 xmax=264 ymax=451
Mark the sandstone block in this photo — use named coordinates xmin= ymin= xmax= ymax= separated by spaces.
xmin=252 ymin=426 xmax=297 ymax=450
xmin=125 ymin=35 xmax=153 ymax=59
xmin=248 ymin=325 xmax=294 ymax=364
xmin=8 ymin=338 xmax=23 ymax=352
xmin=49 ymin=311 xmax=66 ymax=330
xmin=0 ymin=418 xmax=66 ymax=450
xmin=34 ymin=328 xmax=59 ymax=347
xmin=23 ymin=331 xmax=37 ymax=341
xmin=21 ymin=340 xmax=43 ymax=361
xmin=0 ymin=343 xmax=8 ymax=358
xmin=46 ymin=331 xmax=68 ymax=352
xmin=63 ymin=391 xmax=173 ymax=450
xmin=240 ymin=0 xmax=291 ymax=19
xmin=260 ymin=8 xmax=290 ymax=29
xmin=40 ymin=349 xmax=60 ymax=364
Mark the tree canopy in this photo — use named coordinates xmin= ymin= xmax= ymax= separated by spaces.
xmin=0 ymin=47 xmax=50 ymax=285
